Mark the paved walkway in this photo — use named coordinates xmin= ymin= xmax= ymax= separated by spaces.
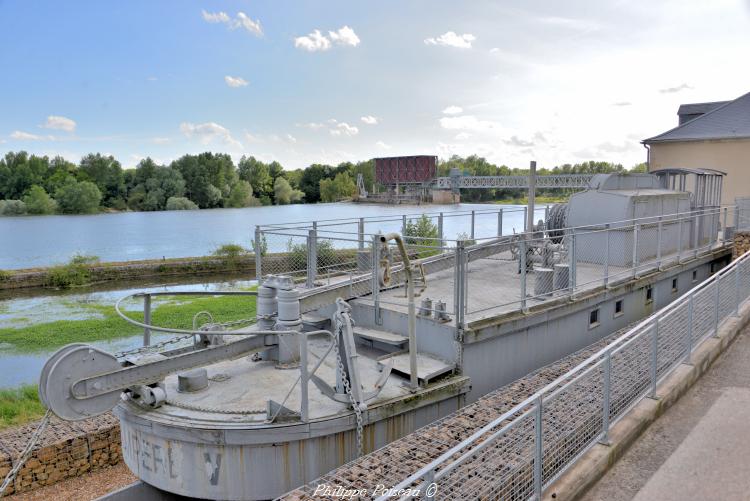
xmin=582 ymin=323 xmax=750 ymax=501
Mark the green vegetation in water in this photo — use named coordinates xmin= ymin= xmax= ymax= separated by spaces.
xmin=286 ymin=238 xmax=337 ymax=271
xmin=0 ymin=384 xmax=46 ymax=430
xmin=45 ymin=253 xmax=100 ymax=288
xmin=0 ymin=293 xmax=257 ymax=352
xmin=404 ymin=214 xmax=441 ymax=258
xmin=0 ymin=269 xmax=11 ymax=282
xmin=212 ymin=243 xmax=252 ymax=269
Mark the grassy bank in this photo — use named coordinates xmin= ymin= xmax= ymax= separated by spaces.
xmin=0 ymin=293 xmax=257 ymax=352
xmin=0 ymin=384 xmax=45 ymax=430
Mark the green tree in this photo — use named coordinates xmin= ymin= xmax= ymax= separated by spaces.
xmin=274 ymin=177 xmax=304 ymax=205
xmin=404 ymin=214 xmax=440 ymax=258
xmin=238 ymin=156 xmax=271 ymax=199
xmin=127 ymin=158 xmax=186 ymax=211
xmin=23 ymin=185 xmax=57 ymax=214
xmin=166 ymin=197 xmax=199 ymax=210
xmin=78 ymin=153 xmax=125 ymax=208
xmin=55 ymin=179 xmax=102 ymax=214
xmin=226 ymin=180 xmax=260 ymax=208
xmin=171 ymin=153 xmax=235 ymax=208
xmin=319 ymin=172 xmax=357 ymax=202
xmin=300 ymin=164 xmax=334 ymax=202
xmin=0 ymin=200 xmax=27 ymax=216
xmin=631 ymin=162 xmax=648 ymax=173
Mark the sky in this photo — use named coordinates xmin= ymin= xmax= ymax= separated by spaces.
xmin=1 ymin=0 xmax=749 ymax=170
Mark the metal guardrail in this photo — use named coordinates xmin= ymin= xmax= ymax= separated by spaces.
xmin=374 ymin=247 xmax=750 ymax=501
xmin=255 ymin=206 xmax=736 ymax=326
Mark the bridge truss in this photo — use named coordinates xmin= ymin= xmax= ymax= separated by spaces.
xmin=432 ymin=173 xmax=594 ymax=190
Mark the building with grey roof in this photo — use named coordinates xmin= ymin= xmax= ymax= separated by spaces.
xmin=643 ymin=91 xmax=750 ymax=205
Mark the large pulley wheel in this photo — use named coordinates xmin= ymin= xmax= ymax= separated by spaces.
xmin=38 ymin=343 xmax=88 ymax=408
xmin=43 ymin=345 xmax=122 ymax=420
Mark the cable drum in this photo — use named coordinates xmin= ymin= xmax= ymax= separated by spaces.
xmin=546 ymin=203 xmax=568 ymax=243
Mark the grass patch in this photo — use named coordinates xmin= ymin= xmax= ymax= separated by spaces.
xmin=0 ymin=384 xmax=46 ymax=430
xmin=45 ymin=254 xmax=100 ymax=288
xmin=0 ymin=294 xmax=257 ymax=352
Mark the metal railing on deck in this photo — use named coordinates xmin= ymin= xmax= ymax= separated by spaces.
xmin=374 ymin=248 xmax=750 ymax=501
xmin=254 ymin=205 xmax=737 ymax=326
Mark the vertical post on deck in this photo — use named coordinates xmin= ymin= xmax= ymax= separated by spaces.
xmin=735 ymin=264 xmax=741 ymax=317
xmin=523 ymin=206 xmax=528 ymax=232
xmin=372 ymin=235 xmax=381 ymax=325
xmin=693 ymin=210 xmax=699 ymax=257
xmin=569 ymin=230 xmax=577 ymax=292
xmin=402 ymin=214 xmax=407 ymax=236
xmin=650 ymin=320 xmax=659 ymax=399
xmin=498 ymin=208 xmax=503 ymax=237
xmin=520 ymin=239 xmax=528 ymax=312
xmin=656 ymin=216 xmax=663 ymax=269
xmin=454 ymin=241 xmax=466 ymax=328
xmin=254 ymin=226 xmax=262 ymax=281
xmin=299 ymin=334 xmax=309 ymax=421
xmin=533 ymin=395 xmax=543 ymax=500
xmin=527 ymin=160 xmax=537 ymax=236
xmin=677 ymin=213 xmax=683 ymax=262
xmin=358 ymin=217 xmax=365 ymax=251
xmin=307 ymin=229 xmax=317 ymax=288
xmin=470 ymin=210 xmax=475 ymax=240
xmin=723 ymin=207 xmax=728 ymax=241
xmin=600 ymin=350 xmax=612 ymax=444
xmin=685 ymin=295 xmax=694 ymax=364
xmin=143 ymin=294 xmax=151 ymax=347
xmin=713 ymin=279 xmax=721 ymax=337
xmin=604 ymin=224 xmax=610 ymax=287
xmin=632 ymin=224 xmax=640 ymax=278
xmin=544 ymin=205 xmax=549 ymax=225
xmin=438 ymin=212 xmax=444 ymax=248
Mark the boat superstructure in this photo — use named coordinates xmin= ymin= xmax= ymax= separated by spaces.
xmin=38 ymin=169 xmax=736 ymax=500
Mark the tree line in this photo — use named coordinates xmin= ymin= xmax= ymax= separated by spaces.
xmin=0 ymin=150 xmax=646 ymax=216
xmin=0 ymin=151 xmax=371 ymax=215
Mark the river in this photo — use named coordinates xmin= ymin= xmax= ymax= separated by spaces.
xmin=0 ymin=202 xmax=539 ymax=270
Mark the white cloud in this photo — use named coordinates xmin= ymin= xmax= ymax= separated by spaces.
xmin=361 ymin=115 xmax=378 ymax=125
xmin=10 ymin=131 xmax=49 ymax=141
xmin=442 ymin=105 xmax=463 ymax=115
xmin=41 ymin=115 xmax=76 ymax=132
xmin=201 ymin=10 xmax=230 ymax=24
xmin=294 ymin=26 xmax=360 ymax=51
xmin=659 ymin=83 xmax=693 ymax=94
xmin=224 ymin=75 xmax=249 ymax=88
xmin=180 ymin=122 xmax=242 ymax=149
xmin=330 ymin=122 xmax=359 ymax=137
xmin=294 ymin=30 xmax=331 ymax=52
xmin=286 ymin=134 xmax=297 ymax=143
xmin=328 ymin=26 xmax=360 ymax=47
xmin=235 ymin=12 xmax=262 ymax=36
xmin=439 ymin=115 xmax=498 ymax=132
xmin=201 ymin=10 xmax=262 ymax=36
xmin=455 ymin=132 xmax=471 ymax=140
xmin=152 ymin=137 xmax=170 ymax=144
xmin=424 ymin=31 xmax=476 ymax=49
xmin=376 ymin=141 xmax=391 ymax=150
xmin=297 ymin=122 xmax=326 ymax=130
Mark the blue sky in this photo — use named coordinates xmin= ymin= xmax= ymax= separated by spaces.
xmin=1 ymin=0 xmax=749 ymax=170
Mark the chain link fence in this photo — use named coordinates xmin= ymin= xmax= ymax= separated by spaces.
xmin=376 ymin=249 xmax=750 ymax=501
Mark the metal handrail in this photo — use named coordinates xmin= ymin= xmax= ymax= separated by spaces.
xmin=376 ymin=248 xmax=750 ymax=501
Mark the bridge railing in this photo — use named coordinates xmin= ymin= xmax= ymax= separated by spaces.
xmin=375 ymin=245 xmax=750 ymax=501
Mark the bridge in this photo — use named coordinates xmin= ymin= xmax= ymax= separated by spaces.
xmin=433 ymin=173 xmax=594 ymax=190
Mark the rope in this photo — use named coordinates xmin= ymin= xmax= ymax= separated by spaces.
xmin=0 ymin=410 xmax=52 ymax=498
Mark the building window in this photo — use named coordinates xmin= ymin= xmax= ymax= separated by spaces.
xmin=672 ymin=278 xmax=678 ymax=293
xmin=645 ymin=286 xmax=654 ymax=304
xmin=589 ymin=308 xmax=600 ymax=328
xmin=692 ymin=270 xmax=698 ymax=283
xmin=614 ymin=299 xmax=624 ymax=318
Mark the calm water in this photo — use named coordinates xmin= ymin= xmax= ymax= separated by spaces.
xmin=0 ymin=278 xmax=257 ymax=388
xmin=0 ymin=202 xmax=541 ymax=270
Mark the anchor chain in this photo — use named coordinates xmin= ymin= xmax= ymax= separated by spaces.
xmin=333 ymin=305 xmax=364 ymax=458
